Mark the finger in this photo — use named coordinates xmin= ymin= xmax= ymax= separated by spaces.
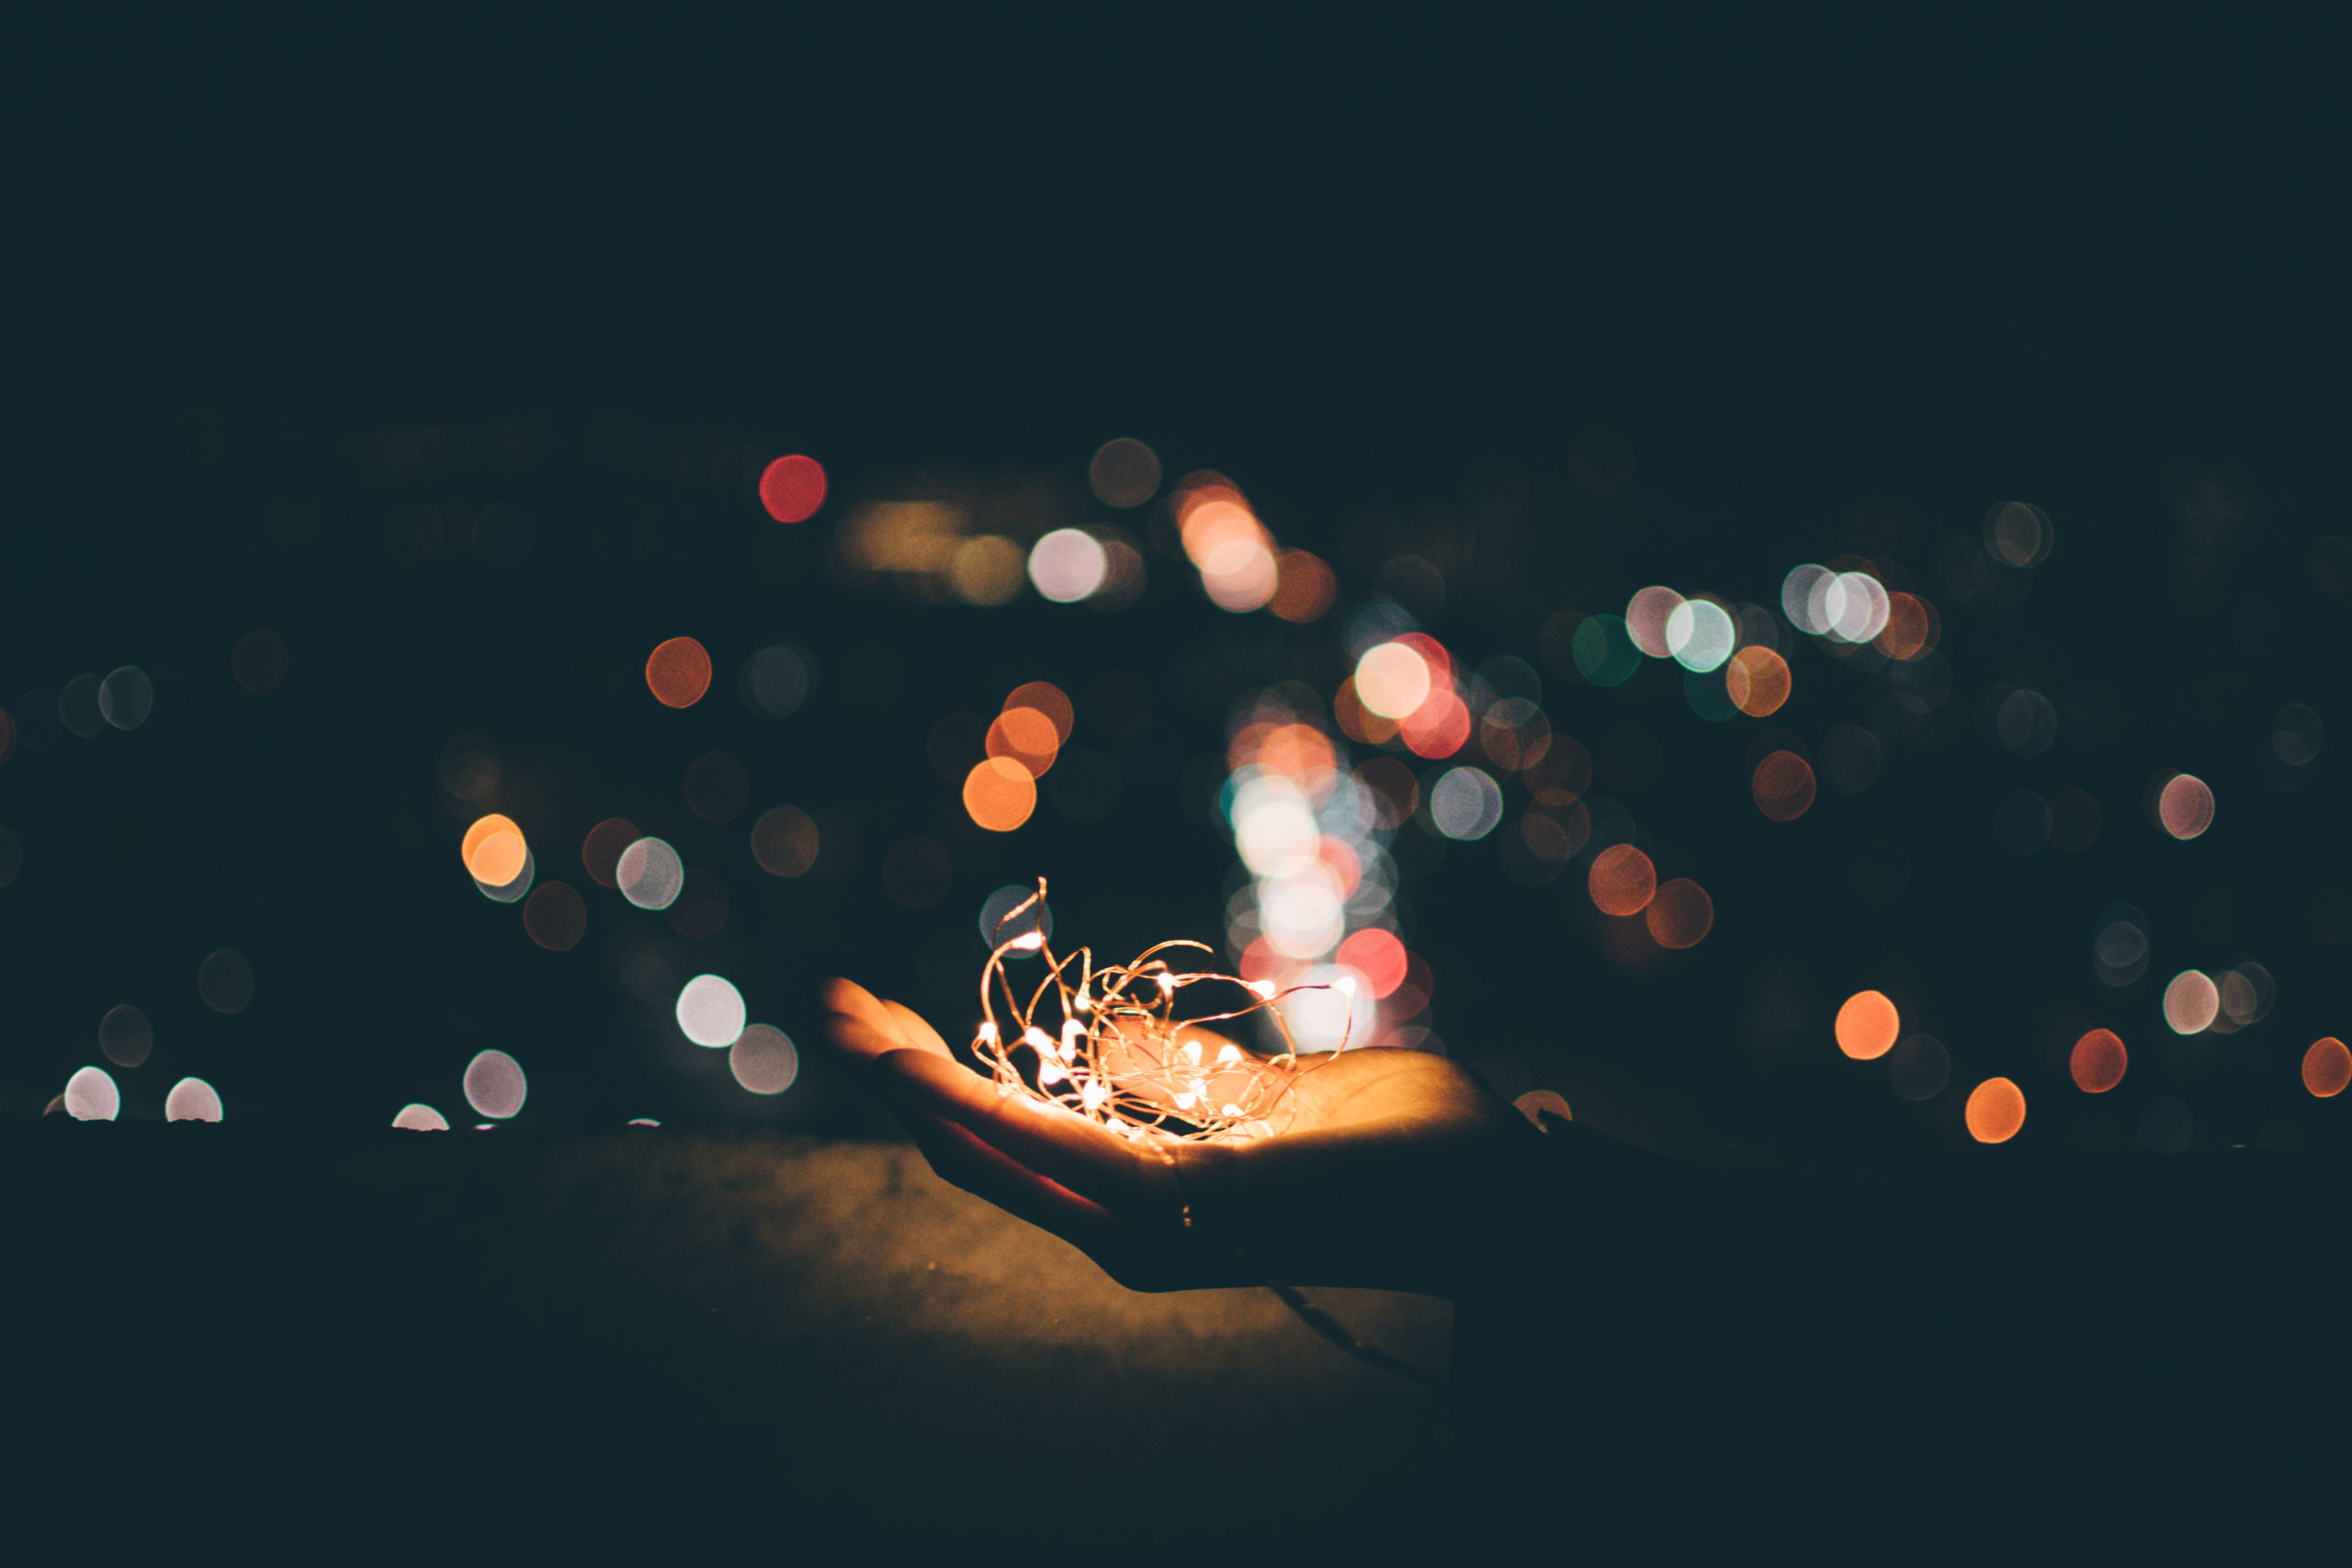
xmin=821 ymin=978 xmax=908 ymax=1044
xmin=876 ymin=1048 xmax=1171 ymax=1215
xmin=821 ymin=1010 xmax=914 ymax=1066
xmin=881 ymin=998 xmax=956 ymax=1059
xmin=893 ymin=1101 xmax=1126 ymax=1245
xmin=858 ymin=1059 xmax=1137 ymax=1259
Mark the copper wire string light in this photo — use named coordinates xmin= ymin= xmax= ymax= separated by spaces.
xmin=970 ymin=880 xmax=1350 ymax=1142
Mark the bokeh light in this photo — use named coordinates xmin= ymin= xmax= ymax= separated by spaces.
xmin=1984 ymin=501 xmax=2053 ymax=568
xmin=750 ymin=807 xmax=820 ymax=877
xmin=59 ymin=675 xmax=104 ymax=739
xmin=1644 ymin=878 xmax=1713 ymax=949
xmin=1335 ymin=928 xmax=1408 ymax=998
xmin=1005 ymin=682 xmax=1075 ymax=743
xmin=98 ymin=666 xmax=154 ymax=730
xmin=1836 ymin=990 xmax=1899 ymax=1060
xmin=1887 ymin=1034 xmax=1950 ymax=1100
xmin=1177 ymin=488 xmax=1282 ymax=614
xmin=740 ymin=646 xmax=813 ymax=717
xmin=978 ymin=885 xmax=1052 ymax=949
xmin=462 ymin=813 xmax=530 ymax=887
xmin=64 ymin=1066 xmax=119 ymax=1122
xmin=1996 ymin=690 xmax=2058 ymax=758
xmin=2093 ymin=903 xmax=2151 ymax=987
xmin=582 ymin=818 xmax=639 ymax=887
xmin=232 ymin=629 xmax=289 ymax=695
xmin=1399 ymin=691 xmax=1472 ymax=759
xmin=1028 ymin=528 xmax=1110 ymax=602
xmin=1752 ymin=750 xmax=1815 ymax=821
xmin=1354 ymin=643 xmax=1432 ymax=719
xmin=1664 ymin=599 xmax=1735 ymax=672
xmin=1571 ymin=615 xmax=1640 ymax=685
xmin=758 ymin=454 xmax=828 ymax=524
xmin=964 ymin=757 xmax=1037 ymax=832
xmin=1965 ymin=1077 xmax=2027 ymax=1144
xmin=2218 ymin=962 xmax=2273 ymax=1027
xmin=1270 ymin=550 xmax=1338 ymax=623
xmin=1088 ymin=437 xmax=1161 ymax=508
xmin=2071 ymin=1029 xmax=2129 ymax=1093
xmin=165 ymin=1077 xmax=224 ymax=1122
xmin=99 ymin=1003 xmax=153 ymax=1068
xmin=1781 ymin=564 xmax=1832 ymax=632
xmin=1588 ymin=844 xmax=1657 ymax=917
xmin=2305 ymin=1037 xmax=2351 ymax=1099
xmin=524 ymin=882 xmax=587 ymax=951
xmin=645 ymin=637 xmax=714 ymax=707
xmin=616 ymin=837 xmax=685 ymax=909
xmin=1826 ymin=571 xmax=1891 ymax=642
xmin=676 ymin=975 xmax=748 ymax=1047
xmin=1624 ymin=586 xmax=1684 ymax=658
xmin=1874 ymin=593 xmax=1939 ymax=660
xmin=2163 ymin=970 xmax=2220 ymax=1034
xmin=987 ymin=707 xmax=1061 ymax=778
xmin=1429 ymin=767 xmax=1504 ymax=840
xmin=197 ymin=949 xmax=254 ymax=1014
xmin=391 ymin=1104 xmax=450 ymax=1131
xmin=730 ymin=1024 xmax=801 ymax=1095
xmin=2270 ymin=703 xmax=2324 ymax=766
xmin=950 ymin=536 xmax=1027 ymax=605
xmin=463 ymin=1050 xmax=528 ymax=1119
xmin=2157 ymin=773 xmax=2215 ymax=840
xmin=1724 ymin=647 xmax=1792 ymax=716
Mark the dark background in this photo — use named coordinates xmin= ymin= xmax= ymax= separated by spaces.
xmin=9 ymin=15 xmax=2346 ymax=1157
xmin=7 ymin=14 xmax=2349 ymax=1556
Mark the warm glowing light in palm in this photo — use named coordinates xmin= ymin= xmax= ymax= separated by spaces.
xmin=969 ymin=881 xmax=1347 ymax=1143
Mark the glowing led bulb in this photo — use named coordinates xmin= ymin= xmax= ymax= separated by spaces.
xmin=977 ymin=1021 xmax=1000 ymax=1046
xmin=1247 ymin=978 xmax=1276 ymax=999
xmin=1082 ymin=1082 xmax=1109 ymax=1111
xmin=1022 ymin=1026 xmax=1053 ymax=1053
xmin=1012 ymin=932 xmax=1046 ymax=952
xmin=1181 ymin=1040 xmax=1204 ymax=1067
xmin=1216 ymin=1043 xmax=1244 ymax=1066
xmin=1060 ymin=1019 xmax=1084 ymax=1061
xmin=1038 ymin=1058 xmax=1068 ymax=1085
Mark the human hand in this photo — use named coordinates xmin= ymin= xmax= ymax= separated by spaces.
xmin=820 ymin=976 xmax=1542 ymax=1295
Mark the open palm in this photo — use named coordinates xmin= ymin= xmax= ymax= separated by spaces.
xmin=821 ymin=977 xmax=1534 ymax=1293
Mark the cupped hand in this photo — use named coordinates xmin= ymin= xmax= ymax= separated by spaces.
xmin=820 ymin=976 xmax=1541 ymax=1295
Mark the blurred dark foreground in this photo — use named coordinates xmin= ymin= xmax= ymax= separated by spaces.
xmin=10 ymin=1122 xmax=2341 ymax=1559
xmin=8 ymin=1123 xmax=1461 ymax=1556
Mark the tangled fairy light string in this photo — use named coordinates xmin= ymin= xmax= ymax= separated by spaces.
xmin=971 ymin=881 xmax=1350 ymax=1142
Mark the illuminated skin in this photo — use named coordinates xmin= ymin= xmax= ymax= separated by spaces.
xmin=820 ymin=976 xmax=1536 ymax=1297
